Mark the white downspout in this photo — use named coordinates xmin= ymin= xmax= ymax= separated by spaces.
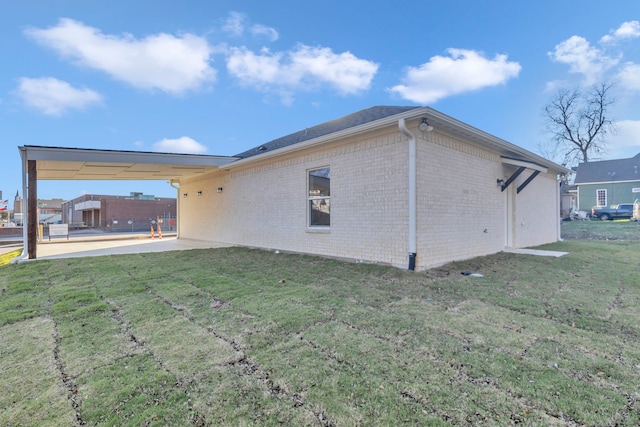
xmin=557 ymin=176 xmax=563 ymax=242
xmin=398 ymin=118 xmax=417 ymax=270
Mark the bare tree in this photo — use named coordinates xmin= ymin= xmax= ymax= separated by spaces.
xmin=541 ymin=82 xmax=615 ymax=166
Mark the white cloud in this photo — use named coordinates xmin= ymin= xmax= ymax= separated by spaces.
xmin=25 ymin=18 xmax=216 ymax=95
xmin=550 ymin=22 xmax=640 ymax=87
xmin=222 ymin=12 xmax=245 ymax=37
xmin=227 ymin=47 xmax=284 ymax=86
xmin=600 ymin=21 xmax=640 ymax=43
xmin=152 ymin=136 xmax=208 ymax=154
xmin=290 ymin=46 xmax=378 ymax=94
xmin=388 ymin=49 xmax=521 ymax=104
xmin=618 ymin=63 xmax=640 ymax=91
xmin=226 ymin=44 xmax=378 ymax=102
xmin=251 ymin=24 xmax=278 ymax=42
xmin=606 ymin=120 xmax=640 ymax=159
xmin=222 ymin=12 xmax=278 ymax=41
xmin=548 ymin=36 xmax=619 ymax=85
xmin=17 ymin=77 xmax=102 ymax=116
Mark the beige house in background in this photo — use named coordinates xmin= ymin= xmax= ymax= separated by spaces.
xmin=18 ymin=106 xmax=569 ymax=270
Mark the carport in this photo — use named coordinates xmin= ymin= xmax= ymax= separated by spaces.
xmin=17 ymin=145 xmax=237 ymax=260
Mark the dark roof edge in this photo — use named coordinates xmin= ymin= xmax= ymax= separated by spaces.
xmin=226 ymin=106 xmax=427 ymax=168
xmin=233 ymin=106 xmax=420 ymax=159
xmin=19 ymin=145 xmax=238 ymax=160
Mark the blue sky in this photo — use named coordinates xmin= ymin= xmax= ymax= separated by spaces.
xmin=1 ymin=1 xmax=639 ymax=206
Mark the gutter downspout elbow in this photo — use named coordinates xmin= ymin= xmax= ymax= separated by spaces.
xmin=399 ymin=118 xmax=417 ymax=270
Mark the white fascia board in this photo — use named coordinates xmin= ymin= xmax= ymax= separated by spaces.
xmin=19 ymin=145 xmax=239 ymax=167
xmin=424 ymin=108 xmax=570 ymax=175
xmin=501 ymin=157 xmax=548 ymax=173
xmin=207 ymin=105 xmax=569 ymax=175
xmin=575 ymin=179 xmax=640 ymax=186
xmin=223 ymin=107 xmax=433 ymax=169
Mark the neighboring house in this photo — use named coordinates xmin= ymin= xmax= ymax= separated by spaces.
xmin=573 ymin=153 xmax=640 ymax=212
xmin=13 ymin=196 xmax=64 ymax=225
xmin=61 ymin=192 xmax=177 ymax=232
xmin=560 ymin=184 xmax=578 ymax=219
xmin=18 ymin=106 xmax=570 ymax=270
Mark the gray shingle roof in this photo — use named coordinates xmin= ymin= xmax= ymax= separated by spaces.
xmin=574 ymin=153 xmax=640 ymax=183
xmin=234 ymin=106 xmax=421 ymax=159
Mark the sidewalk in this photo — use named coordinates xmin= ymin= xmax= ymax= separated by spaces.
xmin=7 ymin=233 xmax=232 ymax=262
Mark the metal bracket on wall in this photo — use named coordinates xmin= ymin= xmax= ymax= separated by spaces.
xmin=517 ymin=170 xmax=541 ymax=194
xmin=501 ymin=166 xmax=526 ymax=192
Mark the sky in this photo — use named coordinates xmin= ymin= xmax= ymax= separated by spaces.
xmin=1 ymin=1 xmax=639 ymax=207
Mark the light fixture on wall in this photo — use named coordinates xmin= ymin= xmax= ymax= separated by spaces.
xmin=182 ymin=193 xmax=188 ymax=198
xmin=217 ymin=187 xmax=223 ymax=193
xmin=196 ymin=191 xmax=203 ymax=196
xmin=496 ymin=178 xmax=505 ymax=187
xmin=419 ymin=117 xmax=433 ymax=132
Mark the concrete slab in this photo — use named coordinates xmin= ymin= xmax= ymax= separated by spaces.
xmin=15 ymin=236 xmax=232 ymax=262
xmin=503 ymin=248 xmax=568 ymax=257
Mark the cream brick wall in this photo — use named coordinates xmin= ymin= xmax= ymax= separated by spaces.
xmin=511 ymin=170 xmax=560 ymax=248
xmin=178 ymin=124 xmax=561 ymax=270
xmin=179 ymin=127 xmax=410 ymax=267
xmin=415 ymin=131 xmax=507 ymax=269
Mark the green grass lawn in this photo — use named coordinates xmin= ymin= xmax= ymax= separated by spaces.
xmin=1 ymin=223 xmax=639 ymax=426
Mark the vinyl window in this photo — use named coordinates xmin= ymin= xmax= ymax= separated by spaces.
xmin=596 ymin=189 xmax=607 ymax=207
xmin=308 ymin=167 xmax=330 ymax=227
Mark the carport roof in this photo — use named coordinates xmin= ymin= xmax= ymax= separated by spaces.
xmin=19 ymin=145 xmax=239 ymax=181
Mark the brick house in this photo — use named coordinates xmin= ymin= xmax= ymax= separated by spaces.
xmin=60 ymin=193 xmax=176 ymax=232
xmin=18 ymin=106 xmax=569 ymax=269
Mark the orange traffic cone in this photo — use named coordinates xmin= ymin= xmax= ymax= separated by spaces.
xmin=150 ymin=225 xmax=155 ymax=239
xmin=157 ymin=224 xmax=162 ymax=239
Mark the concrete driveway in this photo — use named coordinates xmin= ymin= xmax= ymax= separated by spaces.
xmin=6 ymin=233 xmax=232 ymax=262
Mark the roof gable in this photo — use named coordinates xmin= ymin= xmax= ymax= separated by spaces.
xmin=234 ymin=106 xmax=420 ymax=159
xmin=574 ymin=153 xmax=640 ymax=183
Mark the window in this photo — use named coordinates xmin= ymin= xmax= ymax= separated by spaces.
xmin=596 ymin=189 xmax=607 ymax=207
xmin=308 ymin=167 xmax=330 ymax=227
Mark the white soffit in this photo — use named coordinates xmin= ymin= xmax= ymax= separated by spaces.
xmin=20 ymin=146 xmax=238 ymax=181
xmin=501 ymin=157 xmax=548 ymax=173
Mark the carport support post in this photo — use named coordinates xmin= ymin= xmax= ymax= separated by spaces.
xmin=27 ymin=160 xmax=37 ymax=259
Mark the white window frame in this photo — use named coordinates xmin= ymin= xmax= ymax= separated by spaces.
xmin=596 ymin=189 xmax=607 ymax=207
xmin=308 ymin=167 xmax=330 ymax=228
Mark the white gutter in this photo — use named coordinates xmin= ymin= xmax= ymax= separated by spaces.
xmin=222 ymin=106 xmax=570 ymax=176
xmin=398 ymin=118 xmax=417 ymax=270
xmin=425 ymin=108 xmax=571 ymax=175
xmin=574 ymin=179 xmax=639 ymax=185
xmin=19 ymin=145 xmax=238 ymax=167
xmin=223 ymin=108 xmax=432 ymax=169
xmin=557 ymin=177 xmax=563 ymax=242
